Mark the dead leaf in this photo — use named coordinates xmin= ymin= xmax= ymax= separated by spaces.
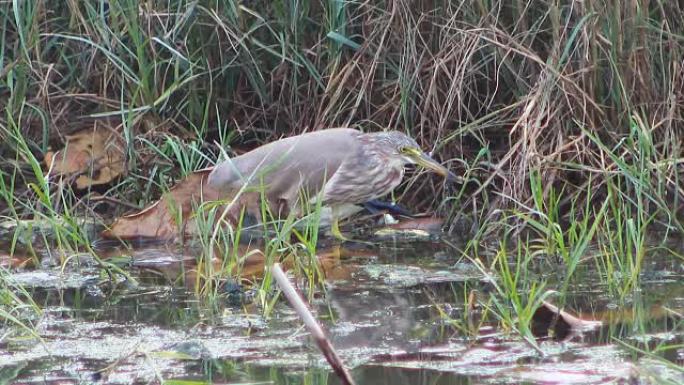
xmin=142 ymin=244 xmax=367 ymax=287
xmin=238 ymin=245 xmax=362 ymax=282
xmin=0 ymin=253 xmax=33 ymax=269
xmin=389 ymin=216 xmax=445 ymax=232
xmin=45 ymin=124 xmax=125 ymax=189
xmin=101 ymin=169 xmax=262 ymax=241
xmin=531 ymin=301 xmax=602 ymax=341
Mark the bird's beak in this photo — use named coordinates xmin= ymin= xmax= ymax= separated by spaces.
xmin=412 ymin=151 xmax=461 ymax=183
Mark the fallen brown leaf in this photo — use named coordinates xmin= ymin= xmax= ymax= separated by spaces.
xmin=45 ymin=124 xmax=125 ymax=189
xmin=0 ymin=253 xmax=33 ymax=269
xmin=531 ymin=301 xmax=602 ymax=341
xmin=389 ymin=216 xmax=445 ymax=233
xmin=101 ymin=169 xmax=262 ymax=241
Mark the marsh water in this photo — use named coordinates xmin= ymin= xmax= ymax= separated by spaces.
xmin=1 ymin=233 xmax=683 ymax=385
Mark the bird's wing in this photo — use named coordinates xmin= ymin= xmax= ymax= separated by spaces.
xmin=208 ymin=129 xmax=361 ymax=205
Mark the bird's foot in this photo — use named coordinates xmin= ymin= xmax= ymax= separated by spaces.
xmin=330 ymin=219 xmax=351 ymax=242
xmin=328 ymin=212 xmax=375 ymax=245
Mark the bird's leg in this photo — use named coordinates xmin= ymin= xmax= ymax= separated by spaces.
xmin=330 ymin=208 xmax=349 ymax=242
xmin=329 ymin=205 xmax=375 ymax=244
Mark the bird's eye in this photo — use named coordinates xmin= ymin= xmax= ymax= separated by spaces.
xmin=399 ymin=146 xmax=408 ymax=154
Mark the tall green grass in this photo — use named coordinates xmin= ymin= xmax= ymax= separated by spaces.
xmin=0 ymin=0 xmax=680 ymax=217
xmin=0 ymin=0 xmax=681 ymax=237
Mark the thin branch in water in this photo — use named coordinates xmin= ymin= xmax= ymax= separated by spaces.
xmin=270 ymin=263 xmax=357 ymax=385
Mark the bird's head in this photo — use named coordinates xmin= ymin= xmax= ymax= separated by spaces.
xmin=377 ymin=131 xmax=460 ymax=183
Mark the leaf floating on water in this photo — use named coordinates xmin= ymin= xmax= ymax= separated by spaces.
xmin=389 ymin=216 xmax=445 ymax=232
xmin=531 ymin=301 xmax=602 ymax=341
xmin=0 ymin=252 xmax=32 ymax=269
xmin=372 ymin=216 xmax=445 ymax=241
xmin=373 ymin=228 xmax=434 ymax=242
xmin=237 ymin=245 xmax=367 ymax=282
xmin=45 ymin=124 xmax=125 ymax=189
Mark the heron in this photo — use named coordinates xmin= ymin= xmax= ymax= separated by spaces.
xmin=207 ymin=128 xmax=457 ymax=239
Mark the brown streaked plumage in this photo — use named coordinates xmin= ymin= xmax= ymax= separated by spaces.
xmin=207 ymin=128 xmax=456 ymax=238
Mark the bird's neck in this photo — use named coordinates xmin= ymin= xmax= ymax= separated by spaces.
xmin=357 ymin=133 xmax=406 ymax=184
xmin=358 ymin=133 xmax=395 ymax=159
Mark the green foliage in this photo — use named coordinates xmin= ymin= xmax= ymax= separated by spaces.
xmin=0 ymin=0 xmax=680 ymax=223
xmin=0 ymin=1 xmax=683 ymax=371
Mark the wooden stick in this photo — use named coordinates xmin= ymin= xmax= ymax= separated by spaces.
xmin=270 ymin=263 xmax=357 ymax=385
